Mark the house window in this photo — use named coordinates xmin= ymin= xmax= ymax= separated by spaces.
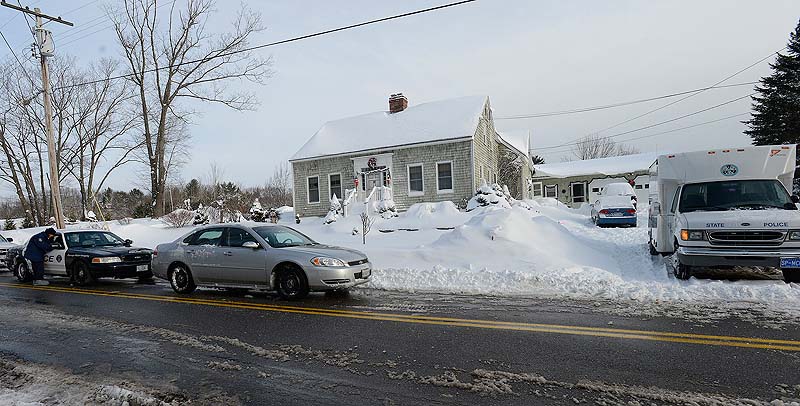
xmin=407 ymin=164 xmax=424 ymax=196
xmin=307 ymin=176 xmax=320 ymax=203
xmin=635 ymin=184 xmax=643 ymax=190
xmin=545 ymin=185 xmax=557 ymax=198
xmin=436 ymin=161 xmax=453 ymax=193
xmin=329 ymin=173 xmax=342 ymax=200
xmin=645 ymin=184 xmax=650 ymax=189
xmin=591 ymin=187 xmax=600 ymax=193
xmin=532 ymin=182 xmax=543 ymax=197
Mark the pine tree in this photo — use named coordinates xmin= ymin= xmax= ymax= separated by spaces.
xmin=744 ymin=20 xmax=800 ymax=146
xmin=3 ymin=218 xmax=16 ymax=230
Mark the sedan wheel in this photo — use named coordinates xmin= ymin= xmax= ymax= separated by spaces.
xmin=170 ymin=264 xmax=196 ymax=294
xmin=276 ymin=266 xmax=309 ymax=300
xmin=15 ymin=262 xmax=31 ymax=283
xmin=72 ymin=262 xmax=95 ymax=286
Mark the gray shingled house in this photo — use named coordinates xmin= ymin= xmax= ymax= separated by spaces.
xmin=289 ymin=94 xmax=530 ymax=217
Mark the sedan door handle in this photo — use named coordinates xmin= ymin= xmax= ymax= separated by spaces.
xmin=186 ymin=250 xmax=195 ymax=254
xmin=223 ymin=251 xmax=233 ymax=256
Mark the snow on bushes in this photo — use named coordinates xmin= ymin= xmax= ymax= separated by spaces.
xmin=466 ymin=182 xmax=512 ymax=211
xmin=324 ymin=194 xmax=342 ymax=224
xmin=249 ymin=199 xmax=266 ymax=222
xmin=161 ymin=208 xmax=195 ymax=228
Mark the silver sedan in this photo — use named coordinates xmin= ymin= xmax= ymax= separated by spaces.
xmin=152 ymin=224 xmax=372 ymax=299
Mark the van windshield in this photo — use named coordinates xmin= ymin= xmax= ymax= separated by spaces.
xmin=679 ymin=180 xmax=795 ymax=212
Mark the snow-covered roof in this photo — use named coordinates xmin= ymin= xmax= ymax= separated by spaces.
xmin=532 ymin=152 xmax=658 ymax=179
xmin=291 ymin=96 xmax=489 ymax=161
xmin=496 ymin=130 xmax=530 ymax=158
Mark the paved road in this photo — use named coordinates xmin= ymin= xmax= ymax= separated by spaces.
xmin=0 ymin=273 xmax=798 ymax=405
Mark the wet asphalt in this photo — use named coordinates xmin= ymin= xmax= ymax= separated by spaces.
xmin=0 ymin=272 xmax=798 ymax=405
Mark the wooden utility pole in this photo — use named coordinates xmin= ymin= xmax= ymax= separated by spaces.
xmin=1 ymin=1 xmax=73 ymax=229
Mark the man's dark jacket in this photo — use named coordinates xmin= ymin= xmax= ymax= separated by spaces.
xmin=23 ymin=230 xmax=55 ymax=262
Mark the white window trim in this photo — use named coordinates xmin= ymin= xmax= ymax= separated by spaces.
xmin=328 ymin=173 xmax=342 ymax=200
xmin=570 ymin=181 xmax=588 ymax=204
xmin=545 ymin=184 xmax=557 ymax=198
xmin=406 ymin=163 xmax=424 ymax=197
xmin=435 ymin=160 xmax=454 ymax=194
xmin=306 ymin=175 xmax=320 ymax=204
xmin=531 ymin=182 xmax=543 ymax=197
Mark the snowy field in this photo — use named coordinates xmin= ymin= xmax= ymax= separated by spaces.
xmin=4 ymin=199 xmax=800 ymax=322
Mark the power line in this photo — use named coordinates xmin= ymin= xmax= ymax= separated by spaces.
xmin=495 ymin=81 xmax=757 ymax=120
xmin=0 ymin=29 xmax=38 ymax=87
xmin=54 ymin=0 xmax=478 ymax=91
xmin=535 ymin=92 xmax=754 ymax=151
xmin=536 ymin=112 xmax=751 ymax=155
xmin=59 ymin=2 xmax=175 ymax=49
xmin=589 ymin=47 xmax=786 ymax=136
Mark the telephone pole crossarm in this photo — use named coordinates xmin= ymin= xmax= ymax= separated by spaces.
xmin=0 ymin=1 xmax=73 ymax=26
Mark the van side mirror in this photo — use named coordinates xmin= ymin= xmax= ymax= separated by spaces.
xmin=124 ymin=239 xmax=133 ymax=246
xmin=242 ymin=241 xmax=260 ymax=249
xmin=792 ymin=195 xmax=799 ymax=204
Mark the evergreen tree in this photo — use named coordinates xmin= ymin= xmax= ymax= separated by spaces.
xmin=744 ymin=20 xmax=800 ymax=146
xmin=3 ymin=218 xmax=16 ymax=231
xmin=531 ymin=155 xmax=545 ymax=165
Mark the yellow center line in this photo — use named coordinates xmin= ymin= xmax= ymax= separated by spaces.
xmin=0 ymin=282 xmax=798 ymax=352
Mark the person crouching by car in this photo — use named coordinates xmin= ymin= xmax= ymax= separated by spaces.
xmin=24 ymin=228 xmax=57 ymax=286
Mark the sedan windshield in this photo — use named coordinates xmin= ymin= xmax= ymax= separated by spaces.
xmin=253 ymin=226 xmax=316 ymax=248
xmin=66 ymin=231 xmax=126 ymax=247
xmin=679 ymin=180 xmax=795 ymax=213
xmin=0 ymin=235 xmax=7 ymax=243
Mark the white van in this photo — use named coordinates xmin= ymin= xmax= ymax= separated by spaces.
xmin=648 ymin=145 xmax=800 ymax=282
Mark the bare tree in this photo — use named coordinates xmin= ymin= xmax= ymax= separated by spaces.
xmin=109 ymin=0 xmax=273 ymax=217
xmin=570 ymin=134 xmax=640 ymax=161
xmin=68 ymin=60 xmax=140 ymax=220
xmin=262 ymin=162 xmax=292 ymax=208
xmin=497 ymin=147 xmax=525 ymax=199
xmin=360 ymin=212 xmax=373 ymax=245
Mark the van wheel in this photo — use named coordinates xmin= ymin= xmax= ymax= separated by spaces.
xmin=169 ymin=263 xmax=196 ymax=294
xmin=71 ymin=262 xmax=95 ymax=286
xmin=669 ymin=253 xmax=692 ymax=280
xmin=784 ymin=270 xmax=800 ymax=284
xmin=276 ymin=265 xmax=309 ymax=300
xmin=15 ymin=262 xmax=32 ymax=283
xmin=648 ymin=241 xmax=659 ymax=256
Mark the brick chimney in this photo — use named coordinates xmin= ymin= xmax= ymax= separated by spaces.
xmin=389 ymin=93 xmax=408 ymax=114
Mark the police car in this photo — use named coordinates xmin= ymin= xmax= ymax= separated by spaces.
xmin=8 ymin=230 xmax=153 ymax=285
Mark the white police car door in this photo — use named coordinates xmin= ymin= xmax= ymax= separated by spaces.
xmin=43 ymin=233 xmax=68 ymax=276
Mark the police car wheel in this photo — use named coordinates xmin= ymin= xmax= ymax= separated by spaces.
xmin=15 ymin=262 xmax=32 ymax=283
xmin=72 ymin=262 xmax=95 ymax=286
xmin=169 ymin=264 xmax=196 ymax=294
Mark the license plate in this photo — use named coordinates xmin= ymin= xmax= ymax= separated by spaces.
xmin=607 ymin=212 xmax=622 ymax=217
xmin=780 ymin=258 xmax=800 ymax=269
xmin=362 ymin=268 xmax=371 ymax=278
xmin=136 ymin=264 xmax=150 ymax=272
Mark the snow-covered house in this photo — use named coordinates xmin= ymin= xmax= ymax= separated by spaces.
xmin=531 ymin=153 xmax=658 ymax=208
xmin=290 ymin=94 xmax=529 ymax=217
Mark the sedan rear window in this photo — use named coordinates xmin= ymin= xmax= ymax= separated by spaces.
xmin=254 ymin=226 xmax=316 ymax=248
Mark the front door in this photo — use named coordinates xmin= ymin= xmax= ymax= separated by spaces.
xmin=570 ymin=182 xmax=587 ymax=205
xmin=217 ymin=227 xmax=268 ymax=286
xmin=366 ymin=171 xmax=385 ymax=191
xmin=44 ymin=233 xmax=68 ymax=276
xmin=185 ymin=227 xmax=226 ymax=284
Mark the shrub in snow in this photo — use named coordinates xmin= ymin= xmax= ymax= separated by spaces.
xmin=21 ymin=215 xmax=35 ymax=229
xmin=3 ymin=218 xmax=15 ymax=230
xmin=324 ymin=194 xmax=342 ymax=225
xmin=249 ymin=199 xmax=266 ymax=222
xmin=85 ymin=210 xmax=99 ymax=222
xmin=162 ymin=209 xmax=195 ymax=228
xmin=466 ymin=182 xmax=512 ymax=212
xmin=193 ymin=204 xmax=210 ymax=225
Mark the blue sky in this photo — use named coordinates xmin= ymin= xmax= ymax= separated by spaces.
xmin=1 ymin=0 xmax=798 ymax=193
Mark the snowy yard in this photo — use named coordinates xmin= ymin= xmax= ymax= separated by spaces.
xmin=4 ymin=199 xmax=800 ymax=319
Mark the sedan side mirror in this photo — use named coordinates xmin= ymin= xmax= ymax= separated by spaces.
xmin=124 ymin=239 xmax=133 ymax=246
xmin=6 ymin=237 xmax=12 ymax=242
xmin=792 ymin=195 xmax=800 ymax=204
xmin=242 ymin=241 xmax=260 ymax=249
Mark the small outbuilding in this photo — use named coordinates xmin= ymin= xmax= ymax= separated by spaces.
xmin=531 ymin=153 xmax=658 ymax=207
